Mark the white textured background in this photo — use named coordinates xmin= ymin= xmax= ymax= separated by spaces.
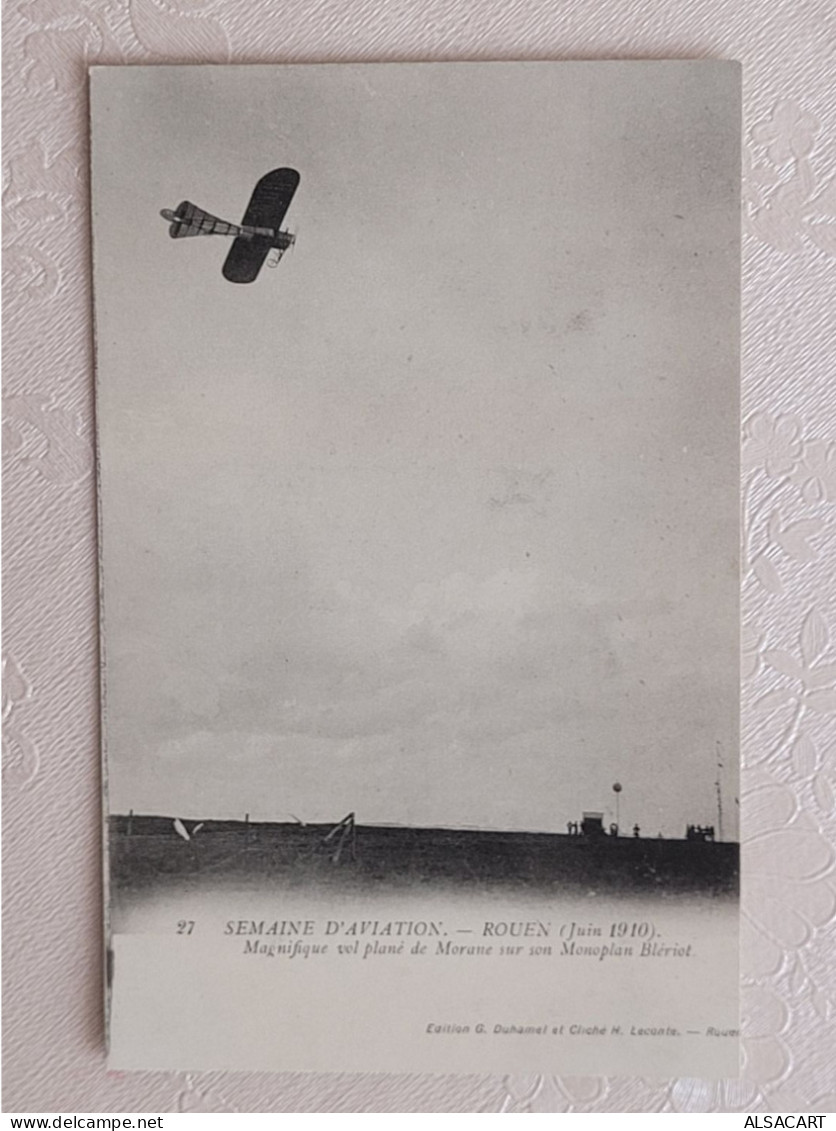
xmin=2 ymin=0 xmax=835 ymax=1114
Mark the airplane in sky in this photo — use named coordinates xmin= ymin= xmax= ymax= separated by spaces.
xmin=160 ymin=168 xmax=300 ymax=283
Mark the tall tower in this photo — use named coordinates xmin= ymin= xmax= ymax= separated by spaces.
xmin=715 ymin=742 xmax=724 ymax=842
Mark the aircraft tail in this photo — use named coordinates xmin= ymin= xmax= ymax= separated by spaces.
xmin=163 ymin=202 xmax=240 ymax=238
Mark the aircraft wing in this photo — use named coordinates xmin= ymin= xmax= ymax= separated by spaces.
xmin=222 ymin=168 xmax=300 ymax=284
xmin=238 ymin=168 xmax=300 ymax=230
xmin=221 ymin=236 xmax=273 ymax=284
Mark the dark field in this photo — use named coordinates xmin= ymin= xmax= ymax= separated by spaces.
xmin=109 ymin=815 xmax=738 ymax=899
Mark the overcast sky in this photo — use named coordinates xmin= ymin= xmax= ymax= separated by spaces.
xmin=92 ymin=62 xmax=739 ymax=837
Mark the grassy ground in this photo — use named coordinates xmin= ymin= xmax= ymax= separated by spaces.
xmin=109 ymin=815 xmax=739 ymax=899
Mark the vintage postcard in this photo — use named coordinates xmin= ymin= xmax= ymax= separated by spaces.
xmin=92 ymin=61 xmax=741 ymax=1076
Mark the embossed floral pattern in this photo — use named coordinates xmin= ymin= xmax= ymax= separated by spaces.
xmin=744 ymin=100 xmax=836 ymax=255
xmin=1 ymin=654 xmax=40 ymax=787
xmin=752 ymin=101 xmax=820 ymax=165
xmin=744 ymin=413 xmax=803 ymax=478
xmin=791 ymin=440 xmax=836 ymax=505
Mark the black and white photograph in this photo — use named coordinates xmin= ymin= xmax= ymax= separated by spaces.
xmin=92 ymin=61 xmax=740 ymax=1076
